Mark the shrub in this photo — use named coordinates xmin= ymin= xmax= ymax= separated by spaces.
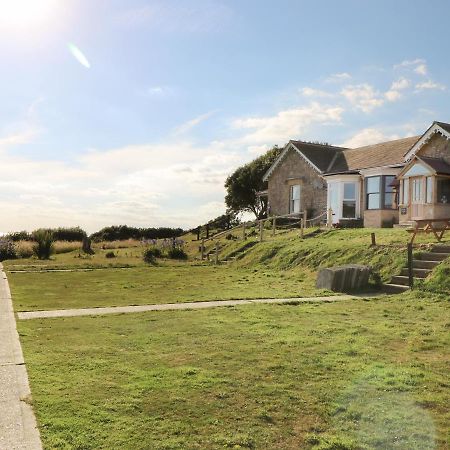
xmin=143 ymin=249 xmax=157 ymax=264
xmin=15 ymin=240 xmax=34 ymax=258
xmin=167 ymin=248 xmax=188 ymax=260
xmin=105 ymin=251 xmax=116 ymax=259
xmin=0 ymin=239 xmax=17 ymax=261
xmin=32 ymin=229 xmax=55 ymax=260
xmin=144 ymin=247 xmax=162 ymax=258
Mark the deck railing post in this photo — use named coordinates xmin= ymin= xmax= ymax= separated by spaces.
xmin=327 ymin=208 xmax=333 ymax=228
xmin=407 ymin=242 xmax=414 ymax=288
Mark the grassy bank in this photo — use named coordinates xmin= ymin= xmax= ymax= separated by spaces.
xmin=18 ymin=292 xmax=449 ymax=449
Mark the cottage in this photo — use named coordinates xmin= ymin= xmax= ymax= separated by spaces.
xmin=262 ymin=141 xmax=346 ymax=218
xmin=263 ymin=121 xmax=450 ymax=227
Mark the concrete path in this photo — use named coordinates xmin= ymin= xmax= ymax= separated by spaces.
xmin=0 ymin=264 xmax=42 ymax=450
xmin=17 ymin=295 xmax=358 ymax=320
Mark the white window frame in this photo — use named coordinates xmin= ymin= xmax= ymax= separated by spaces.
xmin=289 ymin=184 xmax=301 ymax=214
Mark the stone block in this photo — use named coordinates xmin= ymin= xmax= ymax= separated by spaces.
xmin=316 ymin=264 xmax=371 ymax=292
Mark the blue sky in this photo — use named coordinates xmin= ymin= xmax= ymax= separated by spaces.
xmin=1 ymin=0 xmax=449 ymax=232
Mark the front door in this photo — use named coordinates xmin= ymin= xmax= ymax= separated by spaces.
xmin=411 ymin=177 xmax=424 ymax=219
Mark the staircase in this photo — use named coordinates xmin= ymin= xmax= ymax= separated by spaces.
xmin=382 ymin=244 xmax=450 ymax=294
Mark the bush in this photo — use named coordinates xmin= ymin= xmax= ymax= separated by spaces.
xmin=144 ymin=247 xmax=162 ymax=258
xmin=0 ymin=239 xmax=17 ymax=261
xmin=15 ymin=241 xmax=34 ymax=258
xmin=143 ymin=249 xmax=157 ymax=264
xmin=105 ymin=251 xmax=116 ymax=259
xmin=167 ymin=248 xmax=188 ymax=260
xmin=32 ymin=229 xmax=55 ymax=260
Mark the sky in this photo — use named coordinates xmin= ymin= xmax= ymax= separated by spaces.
xmin=1 ymin=0 xmax=450 ymax=233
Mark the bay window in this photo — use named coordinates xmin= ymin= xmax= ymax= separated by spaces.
xmin=437 ymin=177 xmax=450 ymax=204
xmin=366 ymin=175 xmax=396 ymax=209
xmin=426 ymin=177 xmax=433 ymax=203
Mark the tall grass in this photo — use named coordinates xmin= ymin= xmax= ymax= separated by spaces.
xmin=32 ymin=230 xmax=55 ymax=260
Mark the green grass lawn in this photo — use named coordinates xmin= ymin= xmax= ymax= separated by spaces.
xmin=18 ymin=291 xmax=449 ymax=450
xmin=8 ymin=264 xmax=325 ymax=311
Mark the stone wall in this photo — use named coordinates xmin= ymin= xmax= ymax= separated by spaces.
xmin=364 ymin=209 xmax=399 ymax=228
xmin=419 ymin=133 xmax=450 ymax=164
xmin=267 ymin=148 xmax=327 ymax=216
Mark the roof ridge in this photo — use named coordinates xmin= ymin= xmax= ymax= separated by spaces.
xmin=343 ymin=135 xmax=420 ymax=152
xmin=290 ymin=140 xmax=347 ymax=150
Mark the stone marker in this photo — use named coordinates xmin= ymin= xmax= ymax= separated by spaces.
xmin=316 ymin=264 xmax=371 ymax=292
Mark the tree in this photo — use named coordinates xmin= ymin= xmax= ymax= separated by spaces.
xmin=225 ymin=146 xmax=282 ymax=219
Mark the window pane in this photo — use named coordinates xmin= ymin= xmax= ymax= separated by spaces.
xmin=291 ymin=185 xmax=300 ymax=200
xmin=344 ymin=183 xmax=356 ymax=200
xmin=367 ymin=176 xmax=380 ymax=194
xmin=412 ymin=179 xmax=423 ymax=202
xmin=404 ymin=179 xmax=409 ymax=203
xmin=384 ymin=176 xmax=395 ymax=193
xmin=384 ymin=193 xmax=394 ymax=209
xmin=437 ymin=178 xmax=450 ymax=203
xmin=367 ymin=193 xmax=380 ymax=209
xmin=342 ymin=201 xmax=356 ymax=218
xmin=426 ymin=177 xmax=433 ymax=203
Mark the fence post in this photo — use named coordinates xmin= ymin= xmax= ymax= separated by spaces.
xmin=201 ymin=238 xmax=205 ymax=260
xmin=327 ymin=208 xmax=333 ymax=228
xmin=407 ymin=242 xmax=414 ymax=288
xmin=206 ymin=224 xmax=210 ymax=239
xmin=370 ymin=232 xmax=376 ymax=247
xmin=215 ymin=242 xmax=219 ymax=265
xmin=272 ymin=217 xmax=276 ymax=237
xmin=242 ymin=223 xmax=246 ymax=240
xmin=259 ymin=220 xmax=264 ymax=242
xmin=196 ymin=227 xmax=200 ymax=241
xmin=300 ymin=218 xmax=304 ymax=238
xmin=304 ymin=210 xmax=308 ymax=228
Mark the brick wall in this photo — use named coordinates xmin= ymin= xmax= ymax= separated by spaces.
xmin=267 ymin=149 xmax=327 ymax=216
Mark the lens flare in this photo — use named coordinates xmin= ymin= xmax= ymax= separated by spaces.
xmin=68 ymin=43 xmax=90 ymax=69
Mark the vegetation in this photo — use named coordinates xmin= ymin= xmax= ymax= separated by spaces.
xmin=0 ymin=239 xmax=17 ymax=261
xmin=167 ymin=247 xmax=188 ymax=260
xmin=7 ymin=227 xmax=87 ymax=242
xmin=31 ymin=229 xmax=55 ymax=260
xmin=105 ymin=251 xmax=116 ymax=259
xmin=8 ymin=265 xmax=322 ymax=312
xmin=225 ymin=146 xmax=282 ymax=219
xmin=90 ymin=225 xmax=184 ymax=242
xmin=18 ymin=292 xmax=449 ymax=449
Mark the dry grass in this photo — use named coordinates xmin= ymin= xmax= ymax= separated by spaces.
xmin=15 ymin=240 xmax=34 ymax=258
xmin=14 ymin=240 xmax=82 ymax=258
xmin=93 ymin=239 xmax=143 ymax=249
xmin=53 ymin=241 xmax=81 ymax=254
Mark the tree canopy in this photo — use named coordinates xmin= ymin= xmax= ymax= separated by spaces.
xmin=224 ymin=146 xmax=282 ymax=219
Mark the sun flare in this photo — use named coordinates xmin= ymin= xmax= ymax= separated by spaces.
xmin=0 ymin=0 xmax=58 ymax=29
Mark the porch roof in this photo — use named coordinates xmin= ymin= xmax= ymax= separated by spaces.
xmin=419 ymin=156 xmax=450 ymax=175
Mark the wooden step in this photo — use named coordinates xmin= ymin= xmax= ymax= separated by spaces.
xmin=413 ymin=260 xmax=440 ymax=269
xmin=400 ymin=268 xmax=431 ymax=278
xmin=417 ymin=251 xmax=449 ymax=261
xmin=390 ymin=275 xmax=412 ymax=286
xmin=431 ymin=245 xmax=450 ymax=254
xmin=381 ymin=283 xmax=410 ymax=294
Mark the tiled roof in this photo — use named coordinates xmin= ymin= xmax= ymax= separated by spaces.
xmin=419 ymin=156 xmax=450 ymax=175
xmin=326 ymin=136 xmax=420 ymax=174
xmin=290 ymin=141 xmax=346 ymax=172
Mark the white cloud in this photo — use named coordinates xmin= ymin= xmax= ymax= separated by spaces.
xmin=384 ymin=90 xmax=402 ymax=102
xmin=340 ymin=84 xmax=384 ymax=113
xmin=394 ymin=58 xmax=425 ymax=69
xmin=247 ymin=144 xmax=269 ymax=155
xmin=300 ymin=87 xmax=334 ymax=98
xmin=173 ymin=110 xmax=217 ymax=135
xmin=325 ymin=72 xmax=352 ymax=83
xmin=341 ymin=128 xmax=400 ymax=148
xmin=415 ymin=80 xmax=446 ymax=91
xmin=232 ymin=102 xmax=344 ymax=145
xmin=144 ymin=86 xmax=174 ymax=97
xmin=414 ymin=64 xmax=427 ymax=76
xmin=391 ymin=77 xmax=411 ymax=90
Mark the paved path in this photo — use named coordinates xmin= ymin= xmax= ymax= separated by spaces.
xmin=17 ymin=295 xmax=358 ymax=320
xmin=0 ymin=264 xmax=42 ymax=450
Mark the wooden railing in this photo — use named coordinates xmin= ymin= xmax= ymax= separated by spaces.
xmin=198 ymin=209 xmax=332 ymax=262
